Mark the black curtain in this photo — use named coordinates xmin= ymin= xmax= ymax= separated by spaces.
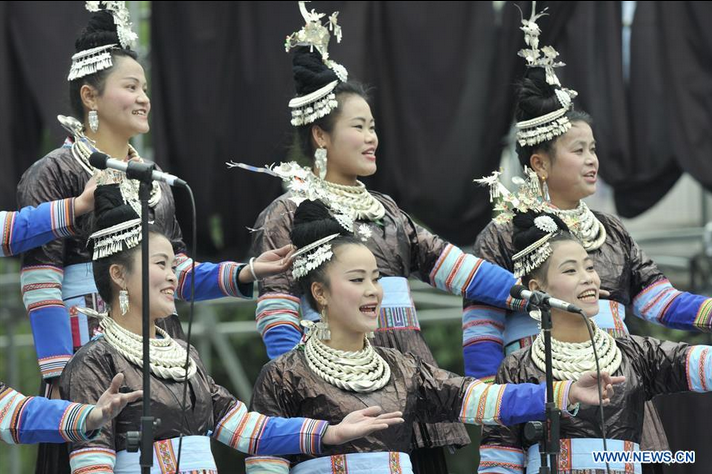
xmin=151 ymin=1 xmax=522 ymax=257
xmin=657 ymin=2 xmax=712 ymax=199
xmin=3 ymin=2 xmax=712 ymax=253
xmin=0 ymin=1 xmax=85 ymax=210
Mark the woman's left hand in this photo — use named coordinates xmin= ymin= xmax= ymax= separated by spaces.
xmin=85 ymin=373 xmax=143 ymax=431
xmin=322 ymin=406 xmax=404 ymax=446
xmin=238 ymin=244 xmax=296 ymax=283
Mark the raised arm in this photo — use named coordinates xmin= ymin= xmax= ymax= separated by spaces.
xmin=251 ymin=198 xmax=304 ymax=359
xmin=461 ymin=221 xmax=519 ymax=380
xmin=17 ymin=158 xmax=80 ymax=381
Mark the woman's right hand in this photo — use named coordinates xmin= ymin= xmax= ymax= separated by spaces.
xmin=75 ymin=176 xmax=98 ymax=216
xmin=322 ymin=406 xmax=404 ymax=445
xmin=569 ymin=371 xmax=626 ymax=406
xmin=238 ymin=244 xmax=296 ymax=283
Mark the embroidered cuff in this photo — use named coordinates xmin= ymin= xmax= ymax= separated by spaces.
xmin=245 ymin=456 xmax=290 ymax=474
xmin=300 ymin=419 xmax=329 ymax=455
xmin=54 ymin=198 xmax=77 ymax=238
xmin=552 ymin=381 xmax=578 ymax=416
xmin=69 ymin=447 xmax=117 ymax=474
xmin=60 ymin=403 xmax=98 ymax=442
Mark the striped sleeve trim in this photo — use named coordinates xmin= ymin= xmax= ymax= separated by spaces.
xmin=459 ymin=379 xmax=506 ymax=425
xmin=686 ymin=346 xmax=712 ymax=392
xmin=245 ymin=456 xmax=290 ymax=474
xmin=463 ymin=305 xmax=506 ymax=348
xmin=429 ymin=244 xmax=483 ymax=295
xmin=0 ymin=387 xmax=27 ymax=444
xmin=552 ymin=381 xmax=576 ymax=416
xmin=175 ymin=253 xmax=201 ymax=297
xmin=22 ymin=265 xmax=64 ymax=309
xmin=299 ymin=419 xmax=328 ymax=455
xmin=694 ymin=299 xmax=712 ymax=331
xmin=506 ymin=297 xmax=527 ymax=312
xmin=51 ymin=198 xmax=76 ymax=238
xmin=214 ymin=401 xmax=269 ymax=454
xmin=256 ymin=293 xmax=302 ymax=337
xmin=38 ymin=355 xmax=73 ymax=379
xmin=60 ymin=403 xmax=96 ymax=442
xmin=69 ymin=447 xmax=116 ymax=474
xmin=0 ymin=210 xmax=16 ymax=257
xmin=479 ymin=445 xmax=526 ymax=474
xmin=633 ymin=279 xmax=681 ymax=325
xmin=218 ymin=262 xmax=248 ymax=297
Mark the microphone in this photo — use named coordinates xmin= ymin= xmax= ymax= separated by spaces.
xmin=89 ymin=152 xmax=187 ymax=188
xmin=510 ymin=284 xmax=583 ymax=314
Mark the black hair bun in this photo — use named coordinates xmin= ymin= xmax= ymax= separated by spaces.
xmin=93 ymin=184 xmax=139 ymax=232
xmin=292 ymin=46 xmax=338 ymax=96
xmin=291 ymin=199 xmax=347 ymax=248
xmin=512 ymin=210 xmax=569 ymax=254
xmin=75 ymin=10 xmax=122 ymax=53
xmin=515 ymin=67 xmax=561 ymax=122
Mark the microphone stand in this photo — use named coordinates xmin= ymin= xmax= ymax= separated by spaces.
xmin=524 ymin=295 xmax=560 ymax=474
xmin=122 ymin=162 xmax=158 ymax=474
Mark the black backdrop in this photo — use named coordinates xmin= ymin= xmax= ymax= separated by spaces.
xmin=4 ymin=2 xmax=712 ymax=257
xmin=4 ymin=2 xmax=712 ymax=473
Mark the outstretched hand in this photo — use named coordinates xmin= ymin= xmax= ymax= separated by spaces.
xmin=85 ymin=373 xmax=143 ymax=431
xmin=569 ymin=371 xmax=626 ymax=406
xmin=239 ymin=244 xmax=296 ymax=283
xmin=322 ymin=406 xmax=404 ymax=446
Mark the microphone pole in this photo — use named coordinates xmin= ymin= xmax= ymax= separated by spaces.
xmin=540 ymin=300 xmax=559 ymax=474
xmin=520 ymin=290 xmax=560 ymax=474
xmin=129 ymin=162 xmax=157 ymax=474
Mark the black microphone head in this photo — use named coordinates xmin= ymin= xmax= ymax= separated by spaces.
xmin=89 ymin=152 xmax=109 ymax=170
xmin=510 ymin=284 xmax=527 ymax=299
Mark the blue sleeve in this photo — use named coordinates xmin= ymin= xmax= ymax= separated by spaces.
xmin=463 ymin=301 xmax=507 ymax=381
xmin=256 ymin=293 xmax=303 ymax=359
xmin=459 ymin=379 xmax=573 ymax=426
xmin=0 ymin=385 xmax=95 ymax=445
xmin=213 ymin=401 xmax=328 ymax=455
xmin=633 ymin=279 xmax=712 ymax=332
xmin=174 ymin=254 xmax=253 ymax=301
xmin=0 ymin=199 xmax=75 ymax=257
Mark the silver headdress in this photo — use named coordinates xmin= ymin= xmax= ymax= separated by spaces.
xmin=512 ymin=215 xmax=560 ymax=278
xmin=89 ymin=217 xmax=142 ymax=260
xmin=88 ymin=180 xmax=146 ymax=260
xmin=475 ymin=167 xmax=607 ymax=252
xmin=515 ymin=4 xmax=578 ymax=147
xmin=286 ymin=1 xmax=348 ymax=126
xmin=228 ymin=161 xmax=381 ymax=242
xmin=474 ymin=166 xmax=546 ymax=225
xmin=68 ymin=1 xmax=138 ymax=81
xmin=292 ymin=233 xmax=341 ymax=280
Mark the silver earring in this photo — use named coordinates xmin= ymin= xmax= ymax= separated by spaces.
xmin=314 ymin=148 xmax=327 ymax=180
xmin=317 ymin=308 xmax=331 ymax=341
xmin=542 ymin=179 xmax=551 ymax=202
xmin=88 ymin=110 xmax=99 ymax=133
xmin=119 ymin=289 xmax=129 ymax=315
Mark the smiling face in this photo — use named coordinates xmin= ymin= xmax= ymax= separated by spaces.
xmin=314 ymin=94 xmax=378 ymax=184
xmin=117 ymin=233 xmax=177 ymax=321
xmin=312 ymin=243 xmax=383 ymax=338
xmin=529 ymin=239 xmax=601 ymax=318
xmin=85 ymin=55 xmax=151 ymax=141
xmin=532 ymin=121 xmax=598 ymax=210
